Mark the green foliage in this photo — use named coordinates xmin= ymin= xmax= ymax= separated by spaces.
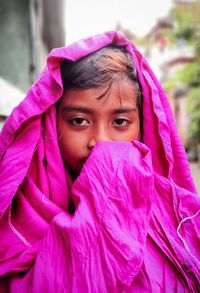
xmin=187 ymin=87 xmax=200 ymax=141
xmin=164 ymin=71 xmax=182 ymax=92
xmin=165 ymin=62 xmax=200 ymax=142
xmin=179 ymin=63 xmax=199 ymax=86
xmin=171 ymin=2 xmax=197 ymax=43
xmin=166 ymin=0 xmax=200 ymax=143
xmin=164 ymin=62 xmax=200 ymax=91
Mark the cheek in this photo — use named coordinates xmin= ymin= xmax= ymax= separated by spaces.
xmin=56 ymin=116 xmax=65 ymax=140
xmin=128 ymin=121 xmax=140 ymax=141
xmin=58 ymin=128 xmax=87 ymax=160
xmin=57 ymin=123 xmax=73 ymax=156
xmin=59 ymin=134 xmax=78 ymax=157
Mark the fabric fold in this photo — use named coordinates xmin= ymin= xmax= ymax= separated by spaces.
xmin=8 ymin=141 xmax=154 ymax=292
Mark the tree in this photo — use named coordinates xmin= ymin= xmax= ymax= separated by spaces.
xmin=166 ymin=0 xmax=200 ymax=144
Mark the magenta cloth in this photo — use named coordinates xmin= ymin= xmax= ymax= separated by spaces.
xmin=0 ymin=31 xmax=200 ymax=292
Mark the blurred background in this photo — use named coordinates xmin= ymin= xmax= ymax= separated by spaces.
xmin=0 ymin=0 xmax=199 ymax=192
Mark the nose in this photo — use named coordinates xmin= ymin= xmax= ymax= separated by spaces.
xmin=87 ymin=127 xmax=110 ymax=150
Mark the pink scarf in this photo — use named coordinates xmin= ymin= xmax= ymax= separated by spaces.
xmin=0 ymin=31 xmax=199 ymax=292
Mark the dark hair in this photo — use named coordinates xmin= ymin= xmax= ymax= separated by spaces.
xmin=60 ymin=46 xmax=143 ymax=139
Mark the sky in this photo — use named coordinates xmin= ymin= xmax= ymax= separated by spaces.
xmin=65 ymin=0 xmax=173 ymax=44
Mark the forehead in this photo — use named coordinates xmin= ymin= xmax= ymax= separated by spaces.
xmin=60 ymin=79 xmax=138 ymax=108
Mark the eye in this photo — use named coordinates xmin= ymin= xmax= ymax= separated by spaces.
xmin=69 ymin=117 xmax=89 ymax=126
xmin=113 ymin=118 xmax=130 ymax=127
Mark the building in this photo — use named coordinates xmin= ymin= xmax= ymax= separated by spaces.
xmin=142 ymin=0 xmax=197 ymax=147
xmin=0 ymin=0 xmax=66 ymax=129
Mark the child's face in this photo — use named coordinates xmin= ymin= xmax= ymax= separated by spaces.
xmin=57 ymin=79 xmax=140 ymax=175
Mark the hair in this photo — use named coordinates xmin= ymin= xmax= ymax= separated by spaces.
xmin=60 ymin=46 xmax=143 ymax=139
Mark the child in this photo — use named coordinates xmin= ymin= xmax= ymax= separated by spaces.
xmin=0 ymin=31 xmax=199 ymax=292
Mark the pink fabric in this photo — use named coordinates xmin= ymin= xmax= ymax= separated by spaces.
xmin=0 ymin=31 xmax=199 ymax=292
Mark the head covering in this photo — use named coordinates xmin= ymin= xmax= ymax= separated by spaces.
xmin=0 ymin=31 xmax=199 ymax=291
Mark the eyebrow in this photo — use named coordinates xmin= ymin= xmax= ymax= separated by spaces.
xmin=112 ymin=108 xmax=137 ymax=114
xmin=62 ymin=105 xmax=137 ymax=114
xmin=62 ymin=106 xmax=93 ymax=114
